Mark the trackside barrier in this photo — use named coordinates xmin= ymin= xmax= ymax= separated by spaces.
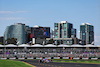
xmin=27 ymin=58 xmax=33 ymax=59
xmin=36 ymin=57 xmax=42 ymax=59
xmin=54 ymin=57 xmax=60 ymax=59
xmin=0 ymin=58 xmax=7 ymax=60
xmin=18 ymin=58 xmax=25 ymax=59
xmin=82 ymin=58 xmax=89 ymax=60
xmin=73 ymin=58 xmax=80 ymax=60
xmin=0 ymin=57 xmax=99 ymax=60
xmin=9 ymin=58 xmax=16 ymax=59
xmin=63 ymin=57 xmax=69 ymax=59
xmin=45 ymin=57 xmax=51 ymax=59
xmin=91 ymin=58 xmax=98 ymax=60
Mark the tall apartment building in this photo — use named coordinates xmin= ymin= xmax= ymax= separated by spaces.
xmin=54 ymin=21 xmax=76 ymax=38
xmin=80 ymin=23 xmax=94 ymax=45
xmin=53 ymin=21 xmax=77 ymax=45
xmin=4 ymin=23 xmax=31 ymax=45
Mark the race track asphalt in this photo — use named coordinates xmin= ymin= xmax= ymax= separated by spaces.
xmin=19 ymin=60 xmax=100 ymax=67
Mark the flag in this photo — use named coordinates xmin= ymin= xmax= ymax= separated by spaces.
xmin=5 ymin=41 xmax=7 ymax=44
xmin=28 ymin=41 xmax=32 ymax=44
xmin=43 ymin=41 xmax=45 ymax=45
xmin=91 ymin=41 xmax=94 ymax=45
xmin=17 ymin=41 xmax=20 ymax=45
xmin=30 ymin=33 xmax=33 ymax=38
xmin=79 ymin=41 xmax=82 ymax=44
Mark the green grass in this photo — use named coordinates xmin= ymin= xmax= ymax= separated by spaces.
xmin=53 ymin=59 xmax=100 ymax=64
xmin=0 ymin=60 xmax=32 ymax=67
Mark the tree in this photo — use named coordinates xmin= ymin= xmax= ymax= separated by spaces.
xmin=47 ymin=39 xmax=54 ymax=44
xmin=5 ymin=38 xmax=17 ymax=44
xmin=57 ymin=41 xmax=60 ymax=45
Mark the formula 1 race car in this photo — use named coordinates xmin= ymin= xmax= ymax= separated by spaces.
xmin=39 ymin=59 xmax=51 ymax=63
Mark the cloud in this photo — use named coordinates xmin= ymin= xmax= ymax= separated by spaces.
xmin=0 ymin=11 xmax=27 ymax=14
xmin=16 ymin=21 xmax=31 ymax=24
xmin=0 ymin=17 xmax=24 ymax=20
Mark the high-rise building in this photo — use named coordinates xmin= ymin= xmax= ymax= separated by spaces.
xmin=80 ymin=23 xmax=94 ymax=45
xmin=4 ymin=23 xmax=31 ymax=45
xmin=53 ymin=21 xmax=77 ymax=45
xmin=54 ymin=21 xmax=76 ymax=38
xmin=31 ymin=25 xmax=50 ymax=44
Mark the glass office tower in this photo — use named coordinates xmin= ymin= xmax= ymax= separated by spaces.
xmin=80 ymin=23 xmax=94 ymax=45
xmin=4 ymin=23 xmax=31 ymax=45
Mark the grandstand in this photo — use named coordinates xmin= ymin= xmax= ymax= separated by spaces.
xmin=0 ymin=44 xmax=100 ymax=60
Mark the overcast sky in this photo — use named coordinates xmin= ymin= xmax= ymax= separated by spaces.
xmin=0 ymin=0 xmax=100 ymax=45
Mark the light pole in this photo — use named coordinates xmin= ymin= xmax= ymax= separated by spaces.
xmin=63 ymin=46 xmax=65 ymax=54
xmin=28 ymin=41 xmax=32 ymax=46
xmin=4 ymin=41 xmax=7 ymax=58
xmin=43 ymin=41 xmax=45 ymax=47
xmin=16 ymin=41 xmax=20 ymax=57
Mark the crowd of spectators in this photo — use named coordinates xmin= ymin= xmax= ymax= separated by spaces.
xmin=0 ymin=48 xmax=100 ymax=58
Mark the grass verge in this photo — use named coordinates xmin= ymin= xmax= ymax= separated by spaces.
xmin=0 ymin=60 xmax=32 ymax=67
xmin=53 ymin=59 xmax=100 ymax=64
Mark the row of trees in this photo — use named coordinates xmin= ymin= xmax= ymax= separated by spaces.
xmin=47 ymin=39 xmax=62 ymax=45
xmin=5 ymin=38 xmax=54 ymax=45
xmin=5 ymin=38 xmax=61 ymax=45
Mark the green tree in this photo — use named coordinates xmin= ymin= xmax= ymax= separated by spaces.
xmin=47 ymin=39 xmax=54 ymax=44
xmin=5 ymin=38 xmax=17 ymax=44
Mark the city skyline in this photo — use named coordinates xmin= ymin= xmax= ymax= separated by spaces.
xmin=0 ymin=0 xmax=100 ymax=45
